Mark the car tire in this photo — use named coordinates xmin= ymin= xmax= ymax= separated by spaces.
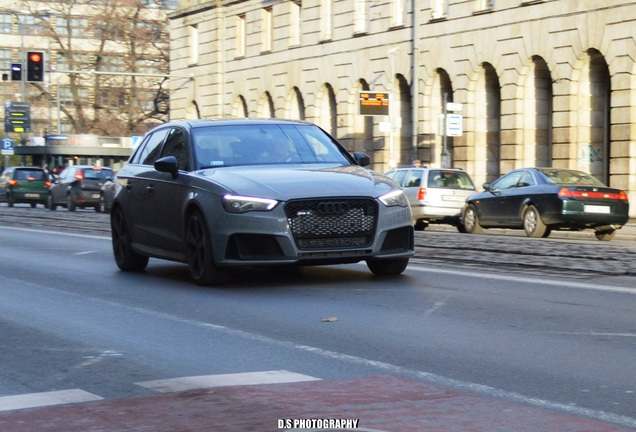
xmin=111 ymin=207 xmax=149 ymax=271
xmin=30 ymin=203 xmax=36 ymax=208
xmin=523 ymin=205 xmax=549 ymax=238
xmin=7 ymin=194 xmax=14 ymax=207
xmin=456 ymin=223 xmax=467 ymax=233
xmin=185 ymin=210 xmax=229 ymax=286
xmin=414 ymin=220 xmax=428 ymax=231
xmin=366 ymin=257 xmax=409 ymax=276
xmin=47 ymin=194 xmax=57 ymax=211
xmin=97 ymin=194 xmax=106 ymax=213
xmin=463 ymin=204 xmax=483 ymax=234
xmin=594 ymin=229 xmax=616 ymax=241
xmin=67 ymin=194 xmax=76 ymax=211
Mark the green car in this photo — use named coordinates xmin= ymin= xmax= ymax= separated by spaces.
xmin=0 ymin=166 xmax=51 ymax=208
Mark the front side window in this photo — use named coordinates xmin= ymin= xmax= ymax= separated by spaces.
xmin=160 ymin=128 xmax=189 ymax=171
xmin=132 ymin=129 xmax=169 ymax=165
xmin=491 ymin=171 xmax=524 ymax=190
xmin=404 ymin=170 xmax=423 ymax=188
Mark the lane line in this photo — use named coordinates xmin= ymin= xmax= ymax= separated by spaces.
xmin=408 ymin=266 xmax=636 ymax=295
xmin=136 ymin=370 xmax=321 ymax=393
xmin=0 ymin=389 xmax=103 ymax=412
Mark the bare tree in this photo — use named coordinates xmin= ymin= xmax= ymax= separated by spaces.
xmin=23 ymin=0 xmax=170 ymax=136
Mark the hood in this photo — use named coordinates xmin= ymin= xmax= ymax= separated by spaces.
xmin=197 ymin=164 xmax=398 ymax=200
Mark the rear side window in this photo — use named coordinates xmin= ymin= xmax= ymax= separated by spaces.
xmin=428 ymin=170 xmax=475 ymax=190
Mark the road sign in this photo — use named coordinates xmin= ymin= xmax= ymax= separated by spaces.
xmin=2 ymin=137 xmax=14 ymax=155
xmin=446 ymin=113 xmax=463 ymax=137
xmin=358 ymin=91 xmax=390 ymax=116
xmin=446 ymin=102 xmax=463 ymax=112
xmin=4 ymin=101 xmax=31 ymax=133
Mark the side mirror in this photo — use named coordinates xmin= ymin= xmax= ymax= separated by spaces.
xmin=155 ymin=156 xmax=179 ymax=179
xmin=482 ymin=182 xmax=492 ymax=191
xmin=352 ymin=151 xmax=371 ymax=167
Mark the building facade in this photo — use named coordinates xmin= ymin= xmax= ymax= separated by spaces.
xmin=168 ymin=0 xmax=636 ymax=216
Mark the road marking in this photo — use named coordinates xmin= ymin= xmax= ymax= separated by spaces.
xmin=409 ymin=266 xmax=636 ymax=295
xmin=136 ymin=370 xmax=321 ymax=393
xmin=0 ymin=389 xmax=103 ymax=412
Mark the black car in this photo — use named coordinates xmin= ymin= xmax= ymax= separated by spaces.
xmin=462 ymin=167 xmax=630 ymax=241
xmin=48 ymin=165 xmax=115 ymax=212
xmin=110 ymin=119 xmax=414 ymax=285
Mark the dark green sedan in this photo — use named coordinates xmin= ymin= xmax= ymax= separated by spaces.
xmin=0 ymin=166 xmax=51 ymax=208
xmin=462 ymin=167 xmax=630 ymax=241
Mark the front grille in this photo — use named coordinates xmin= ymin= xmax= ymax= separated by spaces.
xmin=285 ymin=198 xmax=378 ymax=250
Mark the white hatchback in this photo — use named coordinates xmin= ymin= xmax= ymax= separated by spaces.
xmin=385 ymin=167 xmax=476 ymax=232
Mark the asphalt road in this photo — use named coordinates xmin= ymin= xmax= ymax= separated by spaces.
xmin=2 ymin=203 xmax=635 ymax=278
xmin=1 ymin=205 xmax=636 ymax=431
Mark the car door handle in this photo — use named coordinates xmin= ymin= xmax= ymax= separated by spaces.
xmin=146 ymin=185 xmax=155 ymax=194
xmin=125 ymin=182 xmax=133 ymax=191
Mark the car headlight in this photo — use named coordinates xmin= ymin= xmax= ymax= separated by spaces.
xmin=379 ymin=189 xmax=409 ymax=207
xmin=222 ymin=194 xmax=279 ymax=213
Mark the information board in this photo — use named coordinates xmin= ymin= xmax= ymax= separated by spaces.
xmin=358 ymin=92 xmax=390 ymax=116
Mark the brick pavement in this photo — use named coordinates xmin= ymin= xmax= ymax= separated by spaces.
xmin=0 ymin=376 xmax=634 ymax=432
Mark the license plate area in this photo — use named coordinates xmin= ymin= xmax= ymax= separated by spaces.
xmin=584 ymin=205 xmax=610 ymax=214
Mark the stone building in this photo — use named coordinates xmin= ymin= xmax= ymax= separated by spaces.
xmin=169 ymin=0 xmax=636 ymax=215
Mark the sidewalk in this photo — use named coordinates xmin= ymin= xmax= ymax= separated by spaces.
xmin=0 ymin=376 xmax=634 ymax=432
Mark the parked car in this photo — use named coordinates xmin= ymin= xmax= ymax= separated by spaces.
xmin=99 ymin=173 xmax=117 ymax=213
xmin=110 ymin=119 xmax=414 ymax=285
xmin=48 ymin=165 xmax=115 ymax=212
xmin=462 ymin=167 xmax=630 ymax=240
xmin=0 ymin=166 xmax=51 ymax=208
xmin=385 ymin=166 xmax=476 ymax=232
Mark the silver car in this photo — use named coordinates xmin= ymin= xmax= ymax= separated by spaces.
xmin=385 ymin=167 xmax=476 ymax=232
xmin=110 ymin=119 xmax=414 ymax=285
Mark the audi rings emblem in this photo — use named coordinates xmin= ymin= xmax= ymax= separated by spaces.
xmin=317 ymin=201 xmax=350 ymax=215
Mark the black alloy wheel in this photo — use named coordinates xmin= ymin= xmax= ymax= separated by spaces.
xmin=67 ymin=194 xmax=76 ymax=211
xmin=47 ymin=194 xmax=57 ymax=211
xmin=185 ymin=211 xmax=229 ymax=286
xmin=111 ymin=207 xmax=149 ymax=271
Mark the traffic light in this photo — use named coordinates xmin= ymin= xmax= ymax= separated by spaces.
xmin=10 ymin=63 xmax=22 ymax=81
xmin=26 ymin=51 xmax=45 ymax=82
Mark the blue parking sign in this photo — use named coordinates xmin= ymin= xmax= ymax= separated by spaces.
xmin=1 ymin=137 xmax=14 ymax=155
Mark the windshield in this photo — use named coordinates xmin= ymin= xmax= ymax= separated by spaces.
xmin=538 ymin=168 xmax=606 ymax=186
xmin=192 ymin=124 xmax=351 ymax=169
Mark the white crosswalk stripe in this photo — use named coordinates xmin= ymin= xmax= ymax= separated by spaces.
xmin=0 ymin=389 xmax=103 ymax=412
xmin=135 ymin=370 xmax=321 ymax=393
